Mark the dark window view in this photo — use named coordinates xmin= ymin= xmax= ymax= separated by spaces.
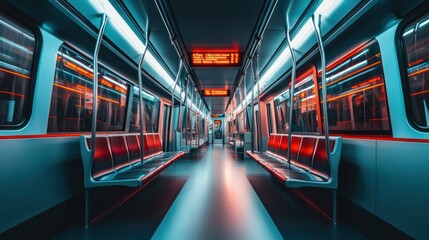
xmin=274 ymin=69 xmax=318 ymax=134
xmin=48 ymin=46 xmax=128 ymax=132
xmin=401 ymin=13 xmax=429 ymax=129
xmin=322 ymin=41 xmax=390 ymax=133
xmin=130 ymin=87 xmax=160 ymax=133
xmin=0 ymin=13 xmax=36 ymax=127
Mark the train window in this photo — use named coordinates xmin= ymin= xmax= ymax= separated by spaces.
xmin=274 ymin=68 xmax=319 ymax=134
xmin=47 ymin=46 xmax=128 ymax=132
xmin=322 ymin=41 xmax=390 ymax=133
xmin=0 ymin=13 xmax=36 ymax=128
xmin=129 ymin=88 xmax=160 ymax=133
xmin=237 ymin=110 xmax=248 ymax=132
xmin=400 ymin=12 xmax=429 ymax=130
xmin=266 ymin=103 xmax=273 ymax=133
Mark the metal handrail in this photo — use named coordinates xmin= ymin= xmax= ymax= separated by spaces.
xmin=137 ymin=30 xmax=150 ymax=164
xmin=88 ymin=14 xmax=108 ymax=229
xmin=90 ymin=14 xmax=108 ymax=164
xmin=312 ymin=14 xmax=332 ymax=159
xmin=286 ymin=3 xmax=296 ymax=168
xmin=170 ymin=60 xmax=183 ymax=151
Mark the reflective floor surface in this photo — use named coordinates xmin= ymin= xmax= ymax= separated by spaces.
xmin=54 ymin=144 xmax=367 ymax=240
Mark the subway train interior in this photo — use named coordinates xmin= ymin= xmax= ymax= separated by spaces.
xmin=1 ymin=0 xmax=429 ymax=239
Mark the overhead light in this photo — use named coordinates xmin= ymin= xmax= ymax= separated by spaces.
xmin=133 ymin=86 xmax=157 ymax=101
xmin=89 ymin=0 xmax=176 ymax=89
xmin=238 ymin=0 xmax=345 ymax=113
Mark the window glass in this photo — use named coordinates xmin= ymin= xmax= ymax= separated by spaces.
xmin=274 ymin=69 xmax=318 ymax=133
xmin=401 ymin=13 xmax=429 ymax=129
xmin=48 ymin=46 xmax=128 ymax=132
xmin=323 ymin=41 xmax=390 ymax=133
xmin=0 ymin=13 xmax=36 ymax=127
xmin=237 ymin=110 xmax=247 ymax=132
xmin=130 ymin=87 xmax=160 ymax=133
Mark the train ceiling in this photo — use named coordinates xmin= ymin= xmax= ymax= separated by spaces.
xmin=118 ymin=0 xmax=313 ymax=114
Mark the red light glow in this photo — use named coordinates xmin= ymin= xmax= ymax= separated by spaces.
xmin=190 ymin=52 xmax=242 ymax=67
xmin=203 ymin=89 xmax=230 ymax=97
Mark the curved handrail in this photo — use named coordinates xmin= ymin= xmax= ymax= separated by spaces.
xmin=312 ymin=14 xmax=332 ymax=159
xmin=285 ymin=2 xmax=296 ymax=168
xmin=91 ymin=14 xmax=108 ymax=164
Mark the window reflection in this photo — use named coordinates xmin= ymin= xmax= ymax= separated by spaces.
xmin=323 ymin=41 xmax=390 ymax=132
xmin=0 ymin=13 xmax=36 ymax=127
xmin=274 ymin=69 xmax=318 ymax=134
xmin=402 ymin=13 xmax=429 ymax=129
xmin=130 ymin=88 xmax=160 ymax=133
xmin=48 ymin=46 xmax=128 ymax=132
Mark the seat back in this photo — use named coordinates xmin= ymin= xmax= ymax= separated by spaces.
xmin=87 ymin=136 xmax=114 ymax=179
xmin=289 ymin=136 xmax=302 ymax=164
xmin=109 ymin=135 xmax=130 ymax=171
xmin=311 ymin=138 xmax=335 ymax=180
xmin=146 ymin=134 xmax=156 ymax=156
xmin=296 ymin=137 xmax=317 ymax=170
xmin=126 ymin=135 xmax=141 ymax=164
xmin=273 ymin=135 xmax=282 ymax=155
xmin=267 ymin=135 xmax=276 ymax=152
xmin=278 ymin=135 xmax=288 ymax=158
xmin=153 ymin=134 xmax=162 ymax=154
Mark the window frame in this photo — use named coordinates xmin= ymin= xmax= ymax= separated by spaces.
xmin=0 ymin=10 xmax=41 ymax=129
xmin=396 ymin=6 xmax=429 ymax=132
xmin=320 ymin=39 xmax=392 ymax=135
xmin=273 ymin=65 xmax=321 ymax=135
xmin=47 ymin=45 xmax=130 ymax=133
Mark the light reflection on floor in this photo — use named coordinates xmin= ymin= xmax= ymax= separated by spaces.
xmin=151 ymin=144 xmax=283 ymax=240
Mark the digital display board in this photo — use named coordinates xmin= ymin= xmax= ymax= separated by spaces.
xmin=203 ymin=89 xmax=230 ymax=97
xmin=190 ymin=52 xmax=242 ymax=67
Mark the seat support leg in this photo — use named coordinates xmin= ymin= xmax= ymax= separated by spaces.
xmin=85 ymin=188 xmax=90 ymax=228
xmin=332 ymin=189 xmax=337 ymax=225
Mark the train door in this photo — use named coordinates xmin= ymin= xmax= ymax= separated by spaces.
xmin=213 ymin=118 xmax=224 ymax=144
xmin=162 ymin=104 xmax=171 ymax=152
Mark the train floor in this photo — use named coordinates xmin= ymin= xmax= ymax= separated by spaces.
xmin=54 ymin=144 xmax=367 ymax=240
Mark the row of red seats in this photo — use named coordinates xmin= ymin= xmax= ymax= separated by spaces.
xmin=80 ymin=133 xmax=185 ymax=227
xmin=82 ymin=133 xmax=183 ymax=187
xmin=247 ymin=133 xmax=342 ymax=224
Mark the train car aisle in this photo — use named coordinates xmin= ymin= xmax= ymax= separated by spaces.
xmin=151 ymin=144 xmax=283 ymax=240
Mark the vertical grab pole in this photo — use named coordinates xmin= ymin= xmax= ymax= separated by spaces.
xmin=189 ymin=84 xmax=194 ymax=147
xmin=178 ymin=77 xmax=185 ymax=150
xmin=88 ymin=14 xmax=108 ymax=229
xmin=285 ymin=3 xmax=296 ymax=167
xmin=250 ymin=60 xmax=255 ymax=153
xmin=312 ymin=15 xmax=331 ymax=158
xmin=170 ymin=60 xmax=183 ymax=151
xmin=183 ymin=76 xmax=190 ymax=148
xmin=312 ymin=14 xmax=335 ymax=224
xmin=138 ymin=31 xmax=150 ymax=164
xmin=197 ymin=98 xmax=202 ymax=146
xmin=254 ymin=48 xmax=262 ymax=152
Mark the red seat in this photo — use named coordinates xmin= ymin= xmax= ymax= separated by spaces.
xmin=311 ymin=139 xmax=335 ymax=180
xmin=296 ymin=137 xmax=317 ymax=171
xmin=109 ymin=135 xmax=130 ymax=170
xmin=147 ymin=134 xmax=156 ymax=156
xmin=267 ymin=135 xmax=276 ymax=152
xmin=153 ymin=134 xmax=162 ymax=154
xmin=87 ymin=136 xmax=114 ymax=179
xmin=126 ymin=135 xmax=141 ymax=164
xmin=273 ymin=135 xmax=282 ymax=155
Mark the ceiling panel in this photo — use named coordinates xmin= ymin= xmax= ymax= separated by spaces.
xmin=168 ymin=0 xmax=264 ymax=113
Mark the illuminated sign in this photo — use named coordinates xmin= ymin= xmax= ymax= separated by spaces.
xmin=203 ymin=89 xmax=230 ymax=97
xmin=211 ymin=114 xmax=225 ymax=118
xmin=190 ymin=52 xmax=242 ymax=67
